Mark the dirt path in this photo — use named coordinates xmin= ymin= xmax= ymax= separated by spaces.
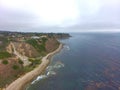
xmin=11 ymin=42 xmax=31 ymax=66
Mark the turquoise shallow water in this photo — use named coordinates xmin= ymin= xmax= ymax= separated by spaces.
xmin=27 ymin=33 xmax=120 ymax=90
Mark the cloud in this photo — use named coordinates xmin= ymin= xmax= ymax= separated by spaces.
xmin=0 ymin=7 xmax=44 ymax=30
xmin=0 ymin=0 xmax=120 ymax=32
xmin=0 ymin=0 xmax=79 ymax=26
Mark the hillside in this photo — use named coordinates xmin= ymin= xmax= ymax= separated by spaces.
xmin=0 ymin=32 xmax=70 ymax=88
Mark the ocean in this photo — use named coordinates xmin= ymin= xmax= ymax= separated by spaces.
xmin=27 ymin=33 xmax=120 ymax=90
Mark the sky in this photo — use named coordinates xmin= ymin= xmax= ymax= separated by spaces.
xmin=0 ymin=0 xmax=120 ymax=32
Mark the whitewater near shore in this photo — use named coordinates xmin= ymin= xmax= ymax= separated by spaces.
xmin=5 ymin=44 xmax=63 ymax=90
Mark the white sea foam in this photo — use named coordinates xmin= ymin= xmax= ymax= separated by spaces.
xmin=54 ymin=62 xmax=64 ymax=69
xmin=64 ymin=45 xmax=70 ymax=50
xmin=47 ymin=71 xmax=56 ymax=76
xmin=31 ymin=75 xmax=47 ymax=84
xmin=31 ymin=61 xmax=64 ymax=85
xmin=46 ymin=66 xmax=53 ymax=71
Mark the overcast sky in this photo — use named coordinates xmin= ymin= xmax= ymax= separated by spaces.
xmin=0 ymin=0 xmax=120 ymax=32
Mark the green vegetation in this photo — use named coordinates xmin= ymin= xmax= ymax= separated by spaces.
xmin=21 ymin=58 xmax=41 ymax=73
xmin=26 ymin=38 xmax=47 ymax=53
xmin=18 ymin=59 xmax=23 ymax=64
xmin=41 ymin=37 xmax=47 ymax=43
xmin=12 ymin=65 xmax=19 ymax=70
xmin=22 ymin=66 xmax=34 ymax=73
xmin=29 ymin=58 xmax=42 ymax=67
xmin=2 ymin=60 xmax=9 ymax=65
xmin=0 ymin=37 xmax=9 ymax=51
xmin=0 ymin=52 xmax=11 ymax=59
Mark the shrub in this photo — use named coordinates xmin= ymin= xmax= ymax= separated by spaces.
xmin=12 ymin=65 xmax=19 ymax=70
xmin=29 ymin=58 xmax=42 ymax=68
xmin=18 ymin=59 xmax=23 ymax=64
xmin=41 ymin=37 xmax=47 ymax=43
xmin=2 ymin=60 xmax=8 ymax=65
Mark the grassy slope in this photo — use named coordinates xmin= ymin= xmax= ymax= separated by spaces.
xmin=0 ymin=37 xmax=12 ymax=59
xmin=26 ymin=38 xmax=47 ymax=54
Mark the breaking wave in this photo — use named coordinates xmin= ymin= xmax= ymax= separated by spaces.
xmin=64 ymin=45 xmax=70 ymax=50
xmin=31 ymin=61 xmax=64 ymax=84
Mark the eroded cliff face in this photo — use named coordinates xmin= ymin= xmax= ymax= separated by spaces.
xmin=6 ymin=43 xmax=13 ymax=54
xmin=6 ymin=42 xmax=40 ymax=58
xmin=6 ymin=42 xmax=41 ymax=67
xmin=45 ymin=38 xmax=60 ymax=53
xmin=6 ymin=38 xmax=60 ymax=66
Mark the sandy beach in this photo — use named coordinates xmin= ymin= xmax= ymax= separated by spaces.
xmin=5 ymin=43 xmax=63 ymax=90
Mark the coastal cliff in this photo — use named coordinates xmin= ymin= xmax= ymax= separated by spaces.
xmin=6 ymin=43 xmax=63 ymax=90
xmin=0 ymin=32 xmax=70 ymax=88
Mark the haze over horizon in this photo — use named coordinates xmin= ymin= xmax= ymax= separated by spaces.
xmin=0 ymin=0 xmax=120 ymax=32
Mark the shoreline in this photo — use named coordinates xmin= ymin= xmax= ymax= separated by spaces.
xmin=5 ymin=43 xmax=63 ymax=90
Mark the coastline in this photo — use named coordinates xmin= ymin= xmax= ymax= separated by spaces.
xmin=5 ymin=43 xmax=63 ymax=90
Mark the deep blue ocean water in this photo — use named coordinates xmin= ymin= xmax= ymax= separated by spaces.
xmin=27 ymin=33 xmax=120 ymax=90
